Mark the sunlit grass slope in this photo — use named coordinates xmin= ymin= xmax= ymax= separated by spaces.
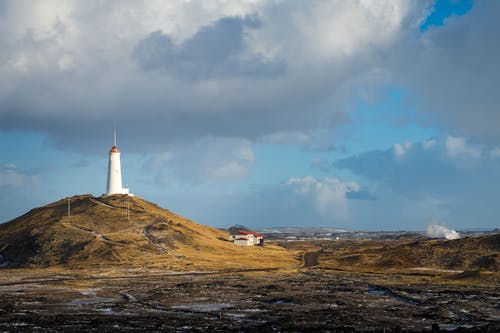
xmin=0 ymin=194 xmax=298 ymax=271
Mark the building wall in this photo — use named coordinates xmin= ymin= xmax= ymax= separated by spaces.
xmin=230 ymin=233 xmax=264 ymax=246
xmin=107 ymin=152 xmax=123 ymax=195
xmin=253 ymin=237 xmax=263 ymax=245
xmin=234 ymin=239 xmax=253 ymax=246
xmin=106 ymin=151 xmax=132 ymax=196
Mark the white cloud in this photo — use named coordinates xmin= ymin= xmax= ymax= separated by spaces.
xmin=286 ymin=176 xmax=359 ymax=219
xmin=444 ymin=136 xmax=481 ymax=159
xmin=422 ymin=138 xmax=437 ymax=150
xmin=254 ymin=0 xmax=422 ymax=64
xmin=393 ymin=141 xmax=412 ymax=158
xmin=148 ymin=137 xmax=255 ymax=184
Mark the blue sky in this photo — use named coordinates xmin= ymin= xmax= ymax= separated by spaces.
xmin=1 ymin=0 xmax=499 ymax=231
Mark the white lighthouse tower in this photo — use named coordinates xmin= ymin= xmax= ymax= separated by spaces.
xmin=106 ymin=129 xmax=132 ymax=196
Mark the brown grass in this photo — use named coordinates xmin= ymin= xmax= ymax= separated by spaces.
xmin=0 ymin=194 xmax=299 ymax=271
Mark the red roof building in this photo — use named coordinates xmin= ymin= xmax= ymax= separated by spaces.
xmin=229 ymin=230 xmax=264 ymax=246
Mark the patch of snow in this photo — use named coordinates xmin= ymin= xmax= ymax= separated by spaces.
xmin=411 ymin=267 xmax=463 ymax=273
xmin=171 ymin=303 xmax=234 ymax=312
xmin=65 ymin=297 xmax=118 ymax=306
xmin=79 ymin=289 xmax=98 ymax=296
xmin=242 ymin=308 xmax=268 ymax=313
xmin=225 ymin=313 xmax=247 ymax=319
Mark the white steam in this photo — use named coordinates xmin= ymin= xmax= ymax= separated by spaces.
xmin=426 ymin=222 xmax=461 ymax=240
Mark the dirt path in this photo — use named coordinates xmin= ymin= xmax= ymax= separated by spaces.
xmin=89 ymin=197 xmax=119 ymax=209
xmin=302 ymin=251 xmax=321 ymax=267
xmin=141 ymin=224 xmax=167 ymax=253
xmin=60 ymin=219 xmax=127 ymax=247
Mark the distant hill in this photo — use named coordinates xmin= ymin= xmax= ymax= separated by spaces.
xmin=0 ymin=195 xmax=297 ymax=270
xmin=319 ymin=233 xmax=500 ymax=272
xmin=228 ymin=225 xmax=250 ymax=235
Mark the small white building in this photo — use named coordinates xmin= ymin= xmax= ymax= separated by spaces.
xmin=230 ymin=230 xmax=263 ymax=246
xmin=233 ymin=237 xmax=254 ymax=246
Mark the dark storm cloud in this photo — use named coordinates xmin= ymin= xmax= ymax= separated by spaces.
xmin=132 ymin=16 xmax=285 ymax=79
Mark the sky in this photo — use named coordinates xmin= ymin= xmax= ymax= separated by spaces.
xmin=1 ymin=0 xmax=499 ymax=231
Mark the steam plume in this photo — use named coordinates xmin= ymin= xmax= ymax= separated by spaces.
xmin=426 ymin=221 xmax=460 ymax=240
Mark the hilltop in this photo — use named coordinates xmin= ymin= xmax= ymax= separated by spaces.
xmin=0 ymin=194 xmax=298 ymax=270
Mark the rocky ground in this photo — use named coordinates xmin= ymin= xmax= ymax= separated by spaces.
xmin=0 ymin=266 xmax=498 ymax=332
xmin=1 ymin=199 xmax=498 ymax=333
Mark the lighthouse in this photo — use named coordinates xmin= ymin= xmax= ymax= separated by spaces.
xmin=106 ymin=129 xmax=132 ymax=196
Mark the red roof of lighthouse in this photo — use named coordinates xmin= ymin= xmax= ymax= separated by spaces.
xmin=110 ymin=146 xmax=119 ymax=153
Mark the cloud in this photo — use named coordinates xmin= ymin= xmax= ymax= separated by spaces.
xmin=422 ymin=138 xmax=437 ymax=150
xmin=256 ymin=0 xmax=422 ymax=63
xmin=490 ymin=148 xmax=500 ymax=160
xmin=444 ymin=136 xmax=481 ymax=159
xmin=393 ymin=141 xmax=413 ymax=158
xmin=172 ymin=175 xmax=373 ymax=228
xmin=0 ymin=1 xmax=425 ymax=154
xmin=132 ymin=16 xmax=285 ymax=80
xmin=147 ymin=137 xmax=255 ymax=184
xmin=391 ymin=1 xmax=500 ymax=142
xmin=334 ymin=136 xmax=500 ymax=228
xmin=71 ymin=158 xmax=90 ymax=168
xmin=0 ymin=163 xmax=45 ymax=222
xmin=345 ymin=190 xmax=377 ymax=201
xmin=335 ymin=136 xmax=499 ymax=196
xmin=0 ymin=163 xmax=41 ymax=189
xmin=285 ymin=176 xmax=366 ymax=219
xmin=1 ymin=0 xmax=498 ymax=153
xmin=310 ymin=158 xmax=332 ymax=173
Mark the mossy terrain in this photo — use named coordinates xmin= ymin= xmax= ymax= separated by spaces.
xmin=279 ymin=234 xmax=499 ymax=286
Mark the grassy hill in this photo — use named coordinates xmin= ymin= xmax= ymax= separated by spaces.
xmin=0 ymin=194 xmax=298 ymax=271
xmin=316 ymin=234 xmax=499 ymax=273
